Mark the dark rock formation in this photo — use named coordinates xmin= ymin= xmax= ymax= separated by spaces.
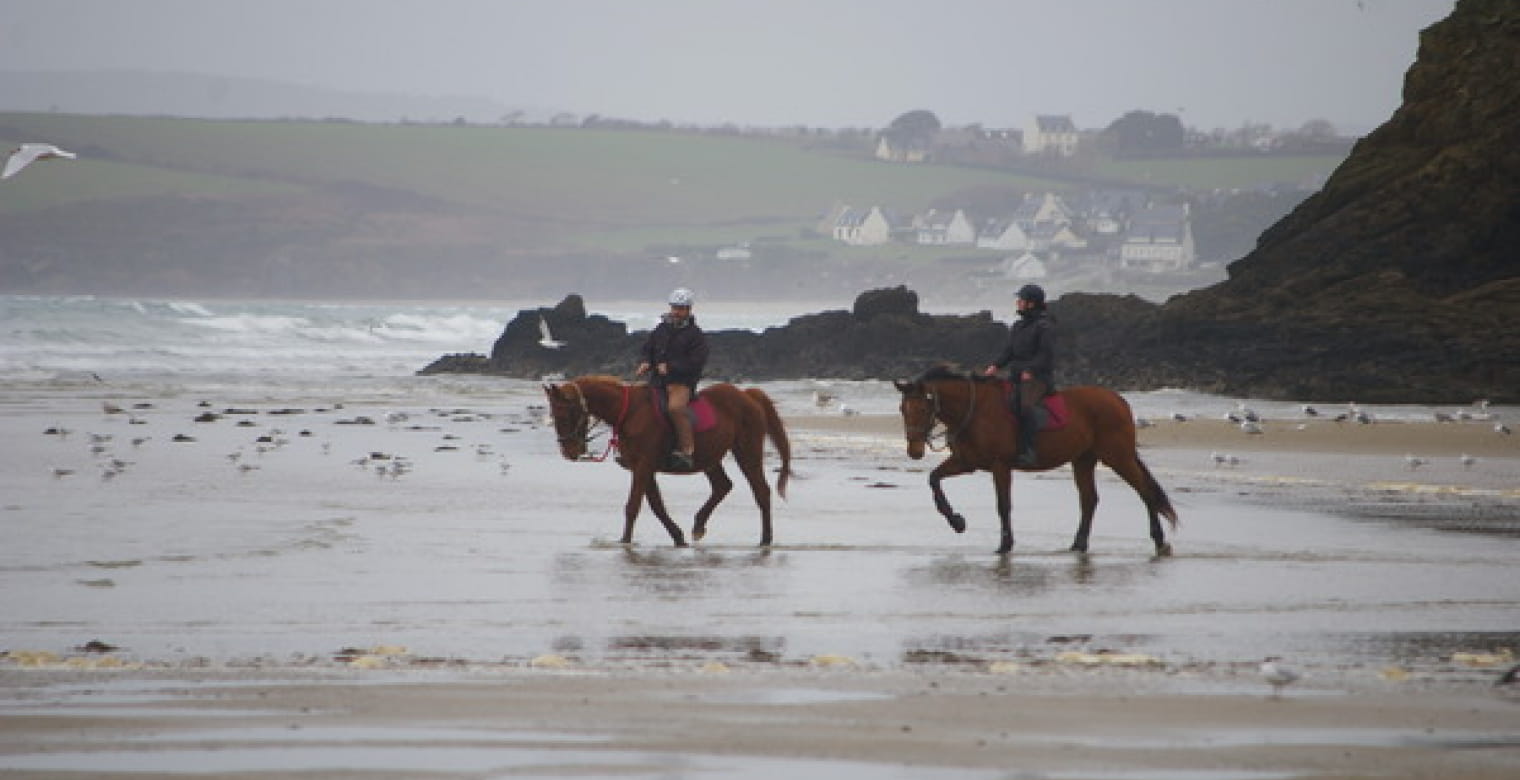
xmin=425 ymin=0 xmax=1517 ymax=403
xmin=420 ymin=287 xmax=1008 ymax=382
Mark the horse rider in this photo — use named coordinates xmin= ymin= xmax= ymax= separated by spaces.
xmin=637 ymin=287 xmax=710 ymax=471
xmin=982 ymin=283 xmax=1056 ymax=467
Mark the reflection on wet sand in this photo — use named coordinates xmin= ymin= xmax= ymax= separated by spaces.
xmin=907 ymin=551 xmax=1159 ymax=594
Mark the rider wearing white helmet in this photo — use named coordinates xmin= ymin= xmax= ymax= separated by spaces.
xmin=637 ymin=288 xmax=709 ymax=471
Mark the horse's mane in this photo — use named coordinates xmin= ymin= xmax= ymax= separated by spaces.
xmin=917 ymin=364 xmax=999 ymax=383
xmin=575 ymin=374 xmax=627 ymax=386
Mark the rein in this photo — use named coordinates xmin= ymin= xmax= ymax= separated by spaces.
xmin=563 ymin=381 xmax=631 ymax=462
xmin=913 ymin=376 xmax=978 ymax=452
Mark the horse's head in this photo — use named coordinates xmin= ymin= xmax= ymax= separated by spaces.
xmin=893 ymin=379 xmax=935 ymax=460
xmin=543 ymin=381 xmax=590 ymax=460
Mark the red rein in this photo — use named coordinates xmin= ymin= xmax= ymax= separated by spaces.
xmin=586 ymin=383 xmax=631 ymax=463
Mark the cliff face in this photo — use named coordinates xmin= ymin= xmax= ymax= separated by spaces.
xmin=1128 ymin=0 xmax=1520 ymax=402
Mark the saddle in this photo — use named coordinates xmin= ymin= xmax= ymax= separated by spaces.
xmin=998 ymin=381 xmax=1069 ymax=432
xmin=650 ymin=386 xmax=718 ymax=434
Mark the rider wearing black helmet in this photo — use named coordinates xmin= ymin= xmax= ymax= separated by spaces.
xmin=982 ymin=283 xmax=1056 ymax=467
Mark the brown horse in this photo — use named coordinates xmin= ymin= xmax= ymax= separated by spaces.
xmin=543 ymin=376 xmax=792 ymax=547
xmin=893 ymin=366 xmax=1177 ymax=556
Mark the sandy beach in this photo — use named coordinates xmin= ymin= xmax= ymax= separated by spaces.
xmin=2 ymin=384 xmax=1518 ymax=778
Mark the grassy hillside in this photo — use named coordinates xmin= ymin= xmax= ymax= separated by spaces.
xmin=0 ymin=112 xmax=1344 ymax=301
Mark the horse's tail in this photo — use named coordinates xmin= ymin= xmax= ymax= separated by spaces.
xmin=745 ymin=388 xmax=792 ymax=499
xmin=1137 ymin=456 xmax=1178 ymax=530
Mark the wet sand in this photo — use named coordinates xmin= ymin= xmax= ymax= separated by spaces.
xmin=2 ymin=392 xmax=1518 ymax=778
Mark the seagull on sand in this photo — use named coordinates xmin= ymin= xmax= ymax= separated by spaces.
xmin=1460 ymin=453 xmax=1478 ymax=470
xmin=1404 ymin=453 xmax=1428 ymax=471
xmin=1497 ymin=422 xmax=1513 ymax=436
xmin=1260 ymin=657 xmax=1301 ymax=698
xmin=1496 ymin=663 xmax=1520 ymax=700
xmin=3 ymin=143 xmax=77 ymax=180
xmin=537 ymin=316 xmax=566 ymax=349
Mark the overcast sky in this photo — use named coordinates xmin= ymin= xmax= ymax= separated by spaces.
xmin=1 ymin=0 xmax=1455 ymax=132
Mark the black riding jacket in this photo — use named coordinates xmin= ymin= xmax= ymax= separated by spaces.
xmin=641 ymin=315 xmax=709 ymax=388
xmin=991 ymin=309 xmax=1055 ymax=385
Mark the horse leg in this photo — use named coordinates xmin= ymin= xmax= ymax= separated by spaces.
xmin=691 ymin=463 xmax=733 ymax=542
xmin=1069 ymin=453 xmax=1099 ymax=553
xmin=640 ymin=476 xmax=688 ymax=548
xmin=1103 ymin=456 xmax=1172 ymax=557
xmin=928 ymin=456 xmax=977 ymax=534
xmin=620 ymin=468 xmax=649 ymax=545
xmin=735 ymin=456 xmax=774 ymax=547
xmin=991 ymin=464 xmax=1015 ymax=554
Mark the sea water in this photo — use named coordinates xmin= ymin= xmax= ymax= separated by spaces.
xmin=0 ymin=294 xmax=1499 ymax=423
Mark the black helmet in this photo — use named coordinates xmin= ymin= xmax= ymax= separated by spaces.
xmin=1016 ymin=284 xmax=1046 ymax=305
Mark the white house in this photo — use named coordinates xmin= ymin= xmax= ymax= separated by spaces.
xmin=1000 ymin=251 xmax=1047 ymax=280
xmin=1119 ymin=204 xmax=1195 ymax=272
xmin=1011 ymin=192 xmax=1074 ymax=231
xmin=714 ymin=244 xmax=752 ymax=261
xmin=976 ymin=217 xmax=1030 ymax=251
xmin=913 ymin=209 xmax=977 ymax=246
xmin=1024 ymin=115 xmax=1079 ymax=157
xmin=832 ymin=206 xmax=896 ymax=246
xmin=874 ymin=135 xmax=930 ymax=163
xmin=1028 ymin=222 xmax=1088 ymax=252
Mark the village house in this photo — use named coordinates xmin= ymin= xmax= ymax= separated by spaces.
xmin=976 ymin=217 xmax=1031 ymax=251
xmin=913 ymin=209 xmax=977 ymax=246
xmin=832 ymin=205 xmax=897 ymax=246
xmin=874 ymin=135 xmax=930 ymax=163
xmin=1000 ymin=251 xmax=1048 ymax=280
xmin=1070 ymin=190 xmax=1150 ymax=236
xmin=1118 ymin=204 xmax=1196 ymax=272
xmin=1011 ymin=192 xmax=1074 ymax=232
xmin=1023 ymin=115 xmax=1079 ymax=157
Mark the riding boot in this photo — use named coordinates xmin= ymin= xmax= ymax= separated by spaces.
xmin=668 ymin=410 xmax=696 ymax=471
xmin=1016 ymin=409 xmax=1039 ymax=467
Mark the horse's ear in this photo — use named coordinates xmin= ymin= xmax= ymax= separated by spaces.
xmin=543 ymin=383 xmax=558 ymax=397
xmin=892 ymin=380 xmax=912 ymax=393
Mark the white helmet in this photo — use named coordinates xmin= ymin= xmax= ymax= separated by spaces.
xmin=668 ymin=287 xmax=695 ymax=307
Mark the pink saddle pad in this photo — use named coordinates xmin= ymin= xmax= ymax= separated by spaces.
xmin=652 ymin=389 xmax=718 ymax=434
xmin=688 ymin=396 xmax=718 ymax=433
xmin=1042 ymin=393 xmax=1069 ymax=431
xmin=999 ymin=382 xmax=1069 ymax=431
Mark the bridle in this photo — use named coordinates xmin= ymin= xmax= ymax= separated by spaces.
xmin=554 ymin=381 xmax=630 ymax=462
xmin=903 ymin=376 xmax=978 ymax=452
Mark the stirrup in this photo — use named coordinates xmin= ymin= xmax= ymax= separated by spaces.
xmin=666 ymin=451 xmax=695 ymax=471
xmin=1016 ymin=450 xmax=1038 ymax=467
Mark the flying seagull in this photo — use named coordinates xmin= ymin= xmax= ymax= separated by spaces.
xmin=3 ymin=143 xmax=77 ymax=180
xmin=537 ymin=316 xmax=566 ymax=349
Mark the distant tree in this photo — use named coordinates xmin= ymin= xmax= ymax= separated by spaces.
xmin=884 ymin=109 xmax=942 ymax=144
xmin=1103 ymin=110 xmax=1185 ymax=157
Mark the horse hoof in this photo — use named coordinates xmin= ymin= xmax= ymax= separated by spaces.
xmin=692 ymin=528 xmax=706 ymax=542
xmin=1156 ymin=542 xmax=1173 ymax=557
xmin=947 ymin=514 xmax=967 ymax=533
xmin=1069 ymin=543 xmax=1088 ymax=553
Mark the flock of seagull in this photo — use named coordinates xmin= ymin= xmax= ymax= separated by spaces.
xmin=45 ymin=399 xmax=530 ymax=484
xmin=1135 ymin=399 xmax=1507 ymax=473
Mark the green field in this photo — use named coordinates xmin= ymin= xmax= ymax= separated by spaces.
xmin=2 ymin=112 xmax=1344 ymax=251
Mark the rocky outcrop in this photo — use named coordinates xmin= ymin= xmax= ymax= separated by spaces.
xmin=420 ymin=287 xmax=1008 ymax=382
